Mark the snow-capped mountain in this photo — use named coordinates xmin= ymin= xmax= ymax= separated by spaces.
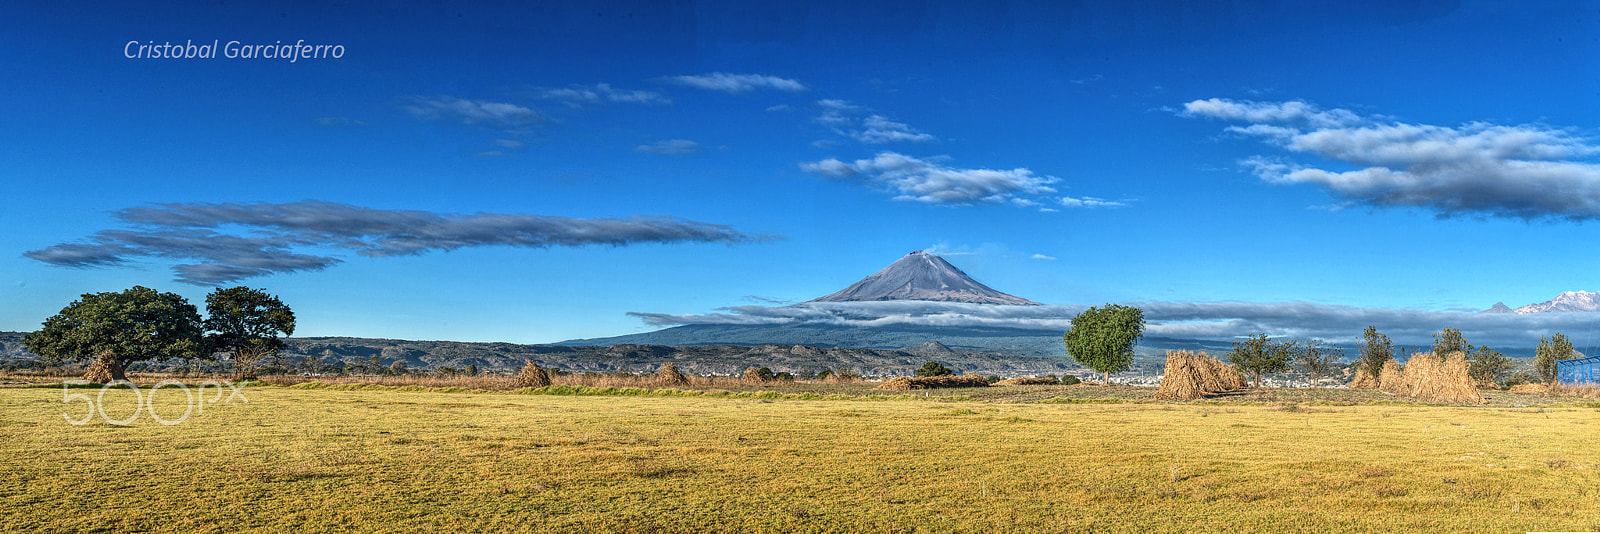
xmin=807 ymin=250 xmax=1040 ymax=305
xmin=1484 ymin=291 xmax=1600 ymax=313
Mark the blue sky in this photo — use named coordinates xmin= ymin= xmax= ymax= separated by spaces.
xmin=6 ymin=1 xmax=1600 ymax=347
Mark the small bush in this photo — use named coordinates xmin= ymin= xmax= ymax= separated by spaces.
xmin=1061 ymin=375 xmax=1082 ymax=385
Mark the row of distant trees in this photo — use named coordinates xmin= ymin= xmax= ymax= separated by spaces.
xmin=1063 ymin=304 xmax=1580 ymax=387
xmin=23 ymin=286 xmax=294 ymax=381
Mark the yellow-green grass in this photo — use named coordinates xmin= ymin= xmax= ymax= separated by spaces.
xmin=1 ymin=384 xmax=1596 ymax=533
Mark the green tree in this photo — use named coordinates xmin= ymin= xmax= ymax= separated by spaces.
xmin=1466 ymin=346 xmax=1511 ymax=387
xmin=1535 ymin=333 xmax=1574 ymax=384
xmin=1228 ymin=334 xmax=1297 ymax=388
xmin=1357 ymin=326 xmax=1394 ymax=381
xmin=1431 ymin=327 xmax=1472 ymax=356
xmin=916 ymin=361 xmax=954 ymax=377
xmin=1296 ymin=339 xmax=1341 ymax=385
xmin=24 ymin=286 xmax=205 ymax=382
xmin=1063 ymin=304 xmax=1145 ymax=384
xmin=203 ymin=286 xmax=295 ymax=380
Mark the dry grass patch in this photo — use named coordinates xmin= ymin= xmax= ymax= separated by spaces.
xmin=1 ymin=386 xmax=1598 ymax=532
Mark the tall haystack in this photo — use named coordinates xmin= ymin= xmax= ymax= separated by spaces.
xmin=83 ymin=351 xmax=126 ymax=383
xmin=1154 ymin=350 xmax=1242 ymax=400
xmin=1400 ymin=352 xmax=1482 ymax=404
xmin=1349 ymin=367 xmax=1379 ymax=389
xmin=1377 ymin=359 xmax=1406 ymax=394
xmin=742 ymin=367 xmax=767 ymax=383
xmin=1154 ymin=350 xmax=1206 ymax=400
xmin=514 ymin=361 xmax=551 ymax=388
xmin=656 ymin=363 xmax=690 ymax=387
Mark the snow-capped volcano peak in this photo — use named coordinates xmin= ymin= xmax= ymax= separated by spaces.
xmin=1507 ymin=290 xmax=1600 ymax=313
xmin=807 ymin=250 xmax=1040 ymax=305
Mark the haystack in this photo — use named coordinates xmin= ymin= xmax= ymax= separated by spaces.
xmin=514 ymin=361 xmax=551 ymax=388
xmin=741 ymin=367 xmax=767 ymax=382
xmin=1348 ymin=367 xmax=1379 ymax=389
xmin=996 ymin=376 xmax=1059 ymax=386
xmin=1154 ymin=350 xmax=1207 ymax=400
xmin=656 ymin=363 xmax=690 ymax=387
xmin=877 ymin=377 xmax=914 ymax=391
xmin=82 ymin=351 xmax=126 ymax=383
xmin=1154 ymin=350 xmax=1242 ymax=400
xmin=1377 ymin=359 xmax=1406 ymax=394
xmin=1399 ymin=352 xmax=1482 ymax=404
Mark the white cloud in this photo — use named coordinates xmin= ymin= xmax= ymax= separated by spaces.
xmin=1060 ymin=196 xmax=1128 ymax=208
xmin=810 ymin=101 xmax=935 ymax=144
xmin=636 ymin=139 xmax=701 ymax=155
xmin=852 ymin=115 xmax=936 ymax=144
xmin=765 ymin=104 xmax=791 ymax=112
xmin=801 ymin=152 xmax=1056 ymax=205
xmin=1031 ymin=254 xmax=1056 ymax=260
xmin=666 ymin=73 xmax=806 ymax=93
xmin=1185 ymin=98 xmax=1600 ymax=220
xmin=1183 ymin=98 xmax=1362 ymax=129
xmin=536 ymin=83 xmax=669 ymax=107
xmin=404 ymin=96 xmax=541 ymax=127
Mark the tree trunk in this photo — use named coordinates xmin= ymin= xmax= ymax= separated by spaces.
xmin=83 ymin=351 xmax=127 ymax=383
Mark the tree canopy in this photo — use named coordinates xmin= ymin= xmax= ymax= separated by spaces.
xmin=23 ymin=286 xmax=206 ymax=381
xmin=1535 ymin=333 xmax=1574 ymax=384
xmin=1228 ymin=334 xmax=1296 ymax=388
xmin=1063 ymin=304 xmax=1144 ymax=384
xmin=916 ymin=361 xmax=953 ymax=377
xmin=204 ymin=286 xmax=295 ymax=379
xmin=1296 ymin=339 xmax=1340 ymax=384
xmin=1357 ymin=326 xmax=1394 ymax=381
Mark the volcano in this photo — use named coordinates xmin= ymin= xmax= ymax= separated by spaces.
xmin=809 ymin=250 xmax=1040 ymax=305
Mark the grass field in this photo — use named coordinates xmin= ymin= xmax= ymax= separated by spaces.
xmin=2 ymin=381 xmax=1597 ymax=533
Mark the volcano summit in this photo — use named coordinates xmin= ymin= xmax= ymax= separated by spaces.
xmin=809 ymin=250 xmax=1040 ymax=305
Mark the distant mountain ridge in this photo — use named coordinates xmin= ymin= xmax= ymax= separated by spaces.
xmin=1485 ymin=290 xmax=1600 ymax=313
xmin=0 ymin=332 xmax=1078 ymax=376
xmin=808 ymin=250 xmax=1039 ymax=305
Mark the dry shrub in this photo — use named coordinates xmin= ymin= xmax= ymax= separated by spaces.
xmin=514 ymin=361 xmax=551 ymax=388
xmin=875 ymin=374 xmax=989 ymax=391
xmin=1508 ymin=383 xmax=1548 ymax=393
xmin=821 ymin=368 xmax=862 ymax=384
xmin=656 ymin=363 xmax=690 ymax=387
xmin=995 ymin=376 xmax=1059 ymax=386
xmin=1549 ymin=382 xmax=1600 ymax=399
xmin=1377 ymin=359 xmax=1406 ymax=394
xmin=1154 ymin=350 xmax=1242 ymax=400
xmin=742 ymin=367 xmax=767 ymax=383
xmin=1394 ymin=352 xmax=1483 ymax=404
